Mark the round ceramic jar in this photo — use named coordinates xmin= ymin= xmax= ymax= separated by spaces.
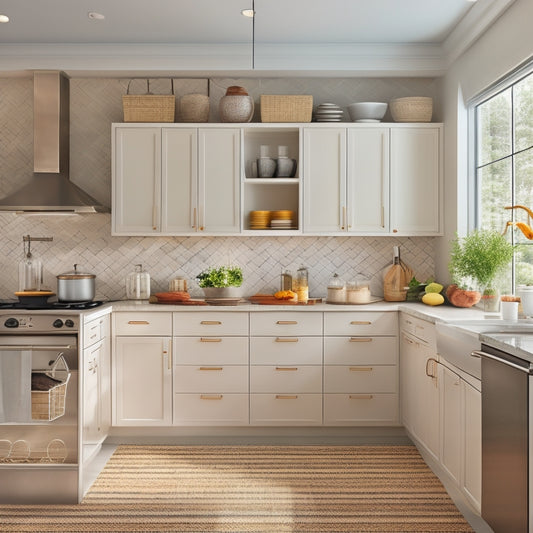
xmin=219 ymin=95 xmax=254 ymax=123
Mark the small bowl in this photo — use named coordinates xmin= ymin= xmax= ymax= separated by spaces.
xmin=347 ymin=102 xmax=388 ymax=123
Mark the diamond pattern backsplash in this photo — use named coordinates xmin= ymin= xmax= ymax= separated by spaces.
xmin=0 ymin=75 xmax=438 ymax=300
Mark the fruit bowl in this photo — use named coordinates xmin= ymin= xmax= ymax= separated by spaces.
xmin=347 ymin=102 xmax=387 ymax=122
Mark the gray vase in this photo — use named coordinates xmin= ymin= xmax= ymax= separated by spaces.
xmin=275 ymin=157 xmax=297 ymax=177
xmin=257 ymin=157 xmax=277 ymax=178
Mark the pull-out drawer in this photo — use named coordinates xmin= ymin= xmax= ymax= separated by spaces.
xmin=83 ymin=316 xmax=107 ymax=348
xmin=173 ymin=312 xmax=248 ymax=336
xmin=250 ymin=336 xmax=322 ymax=365
xmin=174 ymin=365 xmax=248 ymax=393
xmin=250 ymin=365 xmax=322 ymax=393
xmin=400 ymin=313 xmax=436 ymax=349
xmin=114 ymin=312 xmax=172 ymax=336
xmin=250 ymin=394 xmax=322 ymax=426
xmin=250 ymin=312 xmax=323 ymax=336
xmin=174 ymin=336 xmax=248 ymax=365
xmin=324 ymin=337 xmax=397 ymax=365
xmin=324 ymin=393 xmax=399 ymax=425
xmin=324 ymin=312 xmax=397 ymax=336
xmin=324 ymin=365 xmax=397 ymax=393
xmin=174 ymin=393 xmax=249 ymax=425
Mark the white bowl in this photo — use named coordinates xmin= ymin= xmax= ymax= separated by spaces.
xmin=347 ymin=102 xmax=387 ymax=122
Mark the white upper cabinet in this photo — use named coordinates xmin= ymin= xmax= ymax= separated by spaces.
xmin=390 ymin=126 xmax=442 ymax=235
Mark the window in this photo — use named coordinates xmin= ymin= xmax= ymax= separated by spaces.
xmin=473 ymin=63 xmax=533 ymax=290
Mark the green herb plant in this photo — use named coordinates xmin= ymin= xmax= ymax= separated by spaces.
xmin=196 ymin=265 xmax=243 ymax=288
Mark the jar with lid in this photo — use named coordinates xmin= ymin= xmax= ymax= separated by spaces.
xmin=126 ymin=264 xmax=151 ymax=300
xmin=327 ymin=273 xmax=345 ymax=303
xmin=346 ymin=274 xmax=372 ymax=304
xmin=295 ymin=266 xmax=309 ymax=303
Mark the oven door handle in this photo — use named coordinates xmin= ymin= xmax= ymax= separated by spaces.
xmin=0 ymin=344 xmax=75 ymax=351
xmin=471 ymin=350 xmax=533 ymax=374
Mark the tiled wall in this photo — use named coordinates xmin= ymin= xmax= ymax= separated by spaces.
xmin=0 ymin=76 xmax=438 ymax=300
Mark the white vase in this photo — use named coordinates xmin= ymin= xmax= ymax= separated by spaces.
xmin=219 ymin=95 xmax=254 ymax=123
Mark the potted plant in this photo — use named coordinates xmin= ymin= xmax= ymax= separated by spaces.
xmin=196 ymin=265 xmax=243 ymax=298
xmin=448 ymin=229 xmax=514 ymax=310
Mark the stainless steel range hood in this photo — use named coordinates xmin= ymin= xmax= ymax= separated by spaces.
xmin=0 ymin=71 xmax=108 ymax=213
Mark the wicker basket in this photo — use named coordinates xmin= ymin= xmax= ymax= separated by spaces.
xmin=260 ymin=95 xmax=313 ymax=123
xmin=389 ymin=97 xmax=433 ymax=123
xmin=31 ymin=355 xmax=70 ymax=421
xmin=123 ymin=79 xmax=175 ymax=123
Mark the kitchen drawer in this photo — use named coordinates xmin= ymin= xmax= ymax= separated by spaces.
xmin=174 ymin=336 xmax=248 ymax=365
xmin=324 ymin=336 xmax=397 ymax=365
xmin=324 ymin=393 xmax=399 ymax=425
xmin=250 ymin=336 xmax=322 ymax=365
xmin=324 ymin=365 xmax=397 ymax=393
xmin=250 ymin=312 xmax=323 ymax=336
xmin=173 ymin=393 xmax=249 ymax=425
xmin=83 ymin=316 xmax=107 ymax=348
xmin=400 ymin=312 xmax=436 ymax=349
xmin=173 ymin=312 xmax=248 ymax=336
xmin=250 ymin=365 xmax=322 ymax=393
xmin=324 ymin=311 xmax=397 ymax=336
xmin=250 ymin=394 xmax=322 ymax=426
xmin=114 ymin=312 xmax=172 ymax=336
xmin=174 ymin=365 xmax=248 ymax=393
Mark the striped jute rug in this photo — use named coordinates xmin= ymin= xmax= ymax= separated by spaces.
xmin=0 ymin=445 xmax=474 ymax=532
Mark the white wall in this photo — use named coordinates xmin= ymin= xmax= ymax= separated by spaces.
xmin=437 ymin=0 xmax=533 ymax=282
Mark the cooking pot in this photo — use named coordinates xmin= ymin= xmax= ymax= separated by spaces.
xmin=57 ymin=264 xmax=96 ymax=302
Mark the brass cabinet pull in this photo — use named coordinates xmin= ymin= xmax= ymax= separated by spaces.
xmin=275 ymin=367 xmax=298 ymax=371
xmin=199 ymin=366 xmax=223 ymax=371
xmin=349 ymin=394 xmax=374 ymax=400
xmin=275 ymin=395 xmax=298 ymax=400
xmin=200 ymin=337 xmax=222 ymax=342
xmin=127 ymin=320 xmax=150 ymax=325
xmin=192 ymin=207 xmax=197 ymax=229
xmin=349 ymin=337 xmax=372 ymax=342
xmin=276 ymin=320 xmax=298 ymax=325
xmin=200 ymin=321 xmax=222 ymax=325
xmin=275 ymin=337 xmax=299 ymax=343
xmin=349 ymin=367 xmax=373 ymax=372
xmin=341 ymin=205 xmax=346 ymax=230
xmin=200 ymin=394 xmax=223 ymax=400
xmin=425 ymin=357 xmax=438 ymax=378
xmin=350 ymin=321 xmax=371 ymax=325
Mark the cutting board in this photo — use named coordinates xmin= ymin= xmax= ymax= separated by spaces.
xmin=149 ymin=295 xmax=207 ymax=305
xmin=248 ymin=294 xmax=322 ymax=305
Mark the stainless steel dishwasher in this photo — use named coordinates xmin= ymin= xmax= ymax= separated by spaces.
xmin=473 ymin=343 xmax=533 ymax=533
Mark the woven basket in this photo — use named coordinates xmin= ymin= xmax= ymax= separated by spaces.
xmin=31 ymin=354 xmax=70 ymax=421
xmin=260 ymin=95 xmax=313 ymax=123
xmin=389 ymin=97 xmax=433 ymax=123
xmin=123 ymin=79 xmax=175 ymax=123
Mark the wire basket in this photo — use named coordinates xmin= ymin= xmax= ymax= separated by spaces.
xmin=122 ymin=79 xmax=176 ymax=123
xmin=389 ymin=97 xmax=433 ymax=123
xmin=260 ymin=95 xmax=313 ymax=123
xmin=31 ymin=354 xmax=70 ymax=421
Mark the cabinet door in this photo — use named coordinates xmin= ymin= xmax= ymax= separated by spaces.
xmin=162 ymin=128 xmax=197 ymax=233
xmin=114 ymin=337 xmax=172 ymax=426
xmin=83 ymin=341 xmax=102 ymax=447
xmin=462 ymin=379 xmax=481 ymax=512
xmin=303 ymin=127 xmax=347 ymax=233
xmin=113 ymin=127 xmax=161 ymax=234
xmin=390 ymin=126 xmax=441 ymax=235
xmin=198 ymin=128 xmax=240 ymax=233
xmin=347 ymin=127 xmax=389 ymax=233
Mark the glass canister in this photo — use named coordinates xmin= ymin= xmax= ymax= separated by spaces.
xmin=295 ymin=266 xmax=309 ymax=303
xmin=346 ymin=274 xmax=372 ymax=304
xmin=327 ymin=273 xmax=346 ymax=303
xmin=18 ymin=238 xmax=43 ymax=292
xmin=126 ymin=264 xmax=151 ymax=300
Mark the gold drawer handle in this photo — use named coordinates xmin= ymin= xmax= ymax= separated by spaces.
xmin=200 ymin=320 xmax=222 ymax=325
xmin=200 ymin=394 xmax=223 ymax=400
xmin=127 ymin=320 xmax=150 ymax=325
xmin=275 ymin=395 xmax=298 ymax=400
xmin=349 ymin=394 xmax=374 ymax=400
xmin=275 ymin=337 xmax=299 ymax=343
xmin=276 ymin=320 xmax=298 ymax=325
xmin=349 ymin=367 xmax=373 ymax=372
xmin=200 ymin=338 xmax=222 ymax=342
xmin=349 ymin=337 xmax=373 ymax=342
xmin=350 ymin=321 xmax=371 ymax=325
xmin=275 ymin=367 xmax=298 ymax=371
xmin=199 ymin=367 xmax=223 ymax=371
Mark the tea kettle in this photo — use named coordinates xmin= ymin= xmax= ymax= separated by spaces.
xmin=126 ymin=264 xmax=151 ymax=300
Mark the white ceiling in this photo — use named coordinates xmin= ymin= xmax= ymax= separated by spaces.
xmin=0 ymin=0 xmax=516 ymax=76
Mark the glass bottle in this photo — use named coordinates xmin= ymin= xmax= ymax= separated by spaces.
xmin=126 ymin=264 xmax=151 ymax=300
xmin=295 ymin=266 xmax=309 ymax=303
xmin=327 ymin=273 xmax=345 ymax=303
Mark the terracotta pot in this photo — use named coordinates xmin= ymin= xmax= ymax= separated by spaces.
xmin=446 ymin=284 xmax=481 ymax=308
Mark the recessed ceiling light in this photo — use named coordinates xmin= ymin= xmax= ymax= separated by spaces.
xmin=0 ymin=14 xmax=10 ymax=23
xmin=88 ymin=11 xmax=105 ymax=21
xmin=241 ymin=9 xmax=254 ymax=18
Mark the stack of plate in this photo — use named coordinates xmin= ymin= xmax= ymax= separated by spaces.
xmin=313 ymin=103 xmax=343 ymax=122
xmin=250 ymin=210 xmax=271 ymax=229
xmin=270 ymin=210 xmax=294 ymax=229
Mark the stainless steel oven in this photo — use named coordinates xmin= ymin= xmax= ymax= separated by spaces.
xmin=0 ymin=313 xmax=80 ymax=503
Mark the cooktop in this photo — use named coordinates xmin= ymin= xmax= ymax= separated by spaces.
xmin=0 ymin=300 xmax=104 ymax=310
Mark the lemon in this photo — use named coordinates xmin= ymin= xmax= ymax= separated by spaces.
xmin=422 ymin=292 xmax=444 ymax=306
xmin=425 ymin=282 xmax=444 ymax=294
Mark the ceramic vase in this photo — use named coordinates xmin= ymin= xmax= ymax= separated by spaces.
xmin=257 ymin=145 xmax=276 ymax=177
xmin=219 ymin=95 xmax=254 ymax=123
xmin=179 ymin=94 xmax=209 ymax=123
xmin=275 ymin=145 xmax=297 ymax=177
